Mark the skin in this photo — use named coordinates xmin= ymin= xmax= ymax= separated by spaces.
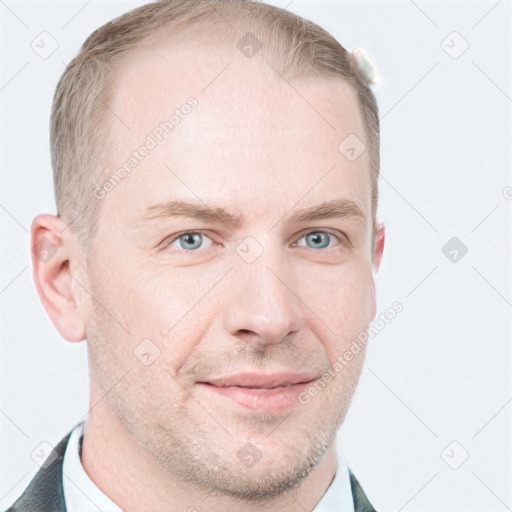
xmin=32 ymin=39 xmax=385 ymax=512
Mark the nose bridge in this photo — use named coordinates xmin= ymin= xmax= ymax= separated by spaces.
xmin=223 ymin=239 xmax=305 ymax=345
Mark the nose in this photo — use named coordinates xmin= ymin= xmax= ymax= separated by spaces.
xmin=223 ymin=252 xmax=306 ymax=348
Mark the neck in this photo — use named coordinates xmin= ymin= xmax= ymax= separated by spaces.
xmin=81 ymin=380 xmax=339 ymax=512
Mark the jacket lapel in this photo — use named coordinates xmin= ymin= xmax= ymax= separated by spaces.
xmin=6 ymin=431 xmax=70 ymax=512
xmin=349 ymin=469 xmax=377 ymax=511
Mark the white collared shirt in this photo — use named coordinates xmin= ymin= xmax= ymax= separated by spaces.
xmin=62 ymin=421 xmax=121 ymax=512
xmin=62 ymin=421 xmax=354 ymax=512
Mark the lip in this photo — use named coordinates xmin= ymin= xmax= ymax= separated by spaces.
xmin=200 ymin=372 xmax=317 ymax=389
xmin=197 ymin=372 xmax=317 ymax=413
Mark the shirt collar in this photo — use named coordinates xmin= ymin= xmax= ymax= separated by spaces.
xmin=62 ymin=421 xmax=353 ymax=512
xmin=62 ymin=421 xmax=121 ymax=512
xmin=314 ymin=434 xmax=355 ymax=512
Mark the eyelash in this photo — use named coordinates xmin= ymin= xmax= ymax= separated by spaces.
xmin=159 ymin=229 xmax=345 ymax=252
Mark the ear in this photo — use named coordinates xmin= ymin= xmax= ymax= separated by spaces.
xmin=31 ymin=214 xmax=86 ymax=342
xmin=372 ymin=222 xmax=385 ymax=272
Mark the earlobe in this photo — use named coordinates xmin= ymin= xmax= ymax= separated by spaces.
xmin=372 ymin=223 xmax=385 ymax=272
xmin=31 ymin=214 xmax=86 ymax=343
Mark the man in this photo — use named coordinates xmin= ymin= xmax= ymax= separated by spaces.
xmin=8 ymin=0 xmax=384 ymax=510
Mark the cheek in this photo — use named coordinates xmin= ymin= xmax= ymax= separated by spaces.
xmin=98 ymin=264 xmax=184 ymax=335
xmin=114 ymin=267 xmax=219 ymax=373
xmin=86 ymin=281 xmax=193 ymax=412
xmin=299 ymin=263 xmax=375 ymax=341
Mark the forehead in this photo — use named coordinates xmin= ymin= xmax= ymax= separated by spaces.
xmin=109 ymin=40 xmax=365 ymax=136
xmin=101 ymin=41 xmax=371 ymax=223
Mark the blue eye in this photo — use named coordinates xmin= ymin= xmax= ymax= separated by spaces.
xmin=295 ymin=231 xmax=341 ymax=250
xmin=161 ymin=229 xmax=342 ymax=253
xmin=166 ymin=232 xmax=213 ymax=251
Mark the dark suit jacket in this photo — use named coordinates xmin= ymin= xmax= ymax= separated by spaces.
xmin=6 ymin=428 xmax=376 ymax=511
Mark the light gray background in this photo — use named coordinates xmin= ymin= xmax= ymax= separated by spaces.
xmin=1 ymin=0 xmax=511 ymax=510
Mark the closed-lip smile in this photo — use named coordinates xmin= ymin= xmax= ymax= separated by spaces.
xmin=197 ymin=372 xmax=318 ymax=412
xmin=199 ymin=371 xmax=317 ymax=389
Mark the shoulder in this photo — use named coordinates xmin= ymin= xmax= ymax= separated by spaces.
xmin=4 ymin=430 xmax=72 ymax=512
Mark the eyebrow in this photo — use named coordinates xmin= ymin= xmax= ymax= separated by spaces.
xmin=292 ymin=199 xmax=365 ymax=223
xmin=142 ymin=198 xmax=365 ymax=227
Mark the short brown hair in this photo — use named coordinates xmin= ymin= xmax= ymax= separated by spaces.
xmin=51 ymin=0 xmax=380 ymax=248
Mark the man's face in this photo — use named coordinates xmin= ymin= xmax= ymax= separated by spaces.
xmin=80 ymin=41 xmax=381 ymax=498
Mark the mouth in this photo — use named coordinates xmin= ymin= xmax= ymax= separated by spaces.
xmin=197 ymin=372 xmax=317 ymax=412
xmin=198 ymin=371 xmax=317 ymax=389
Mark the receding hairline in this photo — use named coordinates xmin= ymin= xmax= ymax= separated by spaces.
xmin=99 ymin=16 xmax=362 ymax=112
xmin=102 ymin=34 xmax=366 ymax=131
